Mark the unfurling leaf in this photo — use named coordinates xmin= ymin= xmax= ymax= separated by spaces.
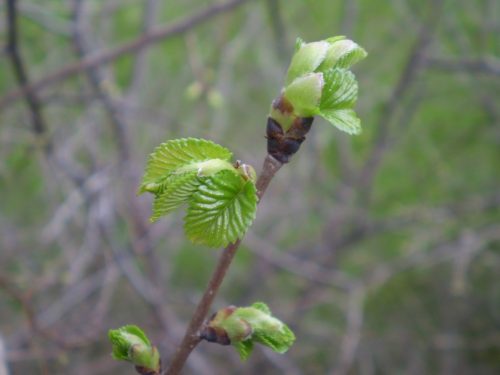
xmin=108 ymin=325 xmax=160 ymax=373
xmin=185 ymin=170 xmax=257 ymax=248
xmin=320 ymin=108 xmax=361 ymax=135
xmin=201 ymin=302 xmax=295 ymax=361
xmin=320 ymin=68 xmax=358 ymax=111
xmin=139 ymin=138 xmax=232 ymax=194
xmin=139 ymin=138 xmax=258 ymax=248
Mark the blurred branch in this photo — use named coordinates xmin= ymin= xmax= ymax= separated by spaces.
xmin=4 ymin=0 xmax=50 ymax=147
xmin=71 ymin=0 xmax=131 ymax=162
xmin=265 ymin=0 xmax=287 ymax=61
xmin=0 ymin=334 xmax=8 ymax=375
xmin=332 ymin=287 xmax=365 ymax=375
xmin=0 ymin=0 xmax=253 ymax=110
xmin=127 ymin=0 xmax=160 ymax=97
xmin=425 ymin=56 xmax=500 ymax=76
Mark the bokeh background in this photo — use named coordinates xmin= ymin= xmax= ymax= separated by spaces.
xmin=1 ymin=0 xmax=499 ymax=374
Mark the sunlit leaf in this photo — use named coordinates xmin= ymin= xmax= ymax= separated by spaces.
xmin=184 ymin=170 xmax=257 ymax=248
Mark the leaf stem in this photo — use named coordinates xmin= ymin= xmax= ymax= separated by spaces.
xmin=164 ymin=154 xmax=283 ymax=375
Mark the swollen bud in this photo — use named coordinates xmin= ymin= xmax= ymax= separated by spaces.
xmin=200 ymin=302 xmax=295 ymax=361
xmin=108 ymin=325 xmax=161 ymax=374
xmin=283 ymin=72 xmax=323 ymax=117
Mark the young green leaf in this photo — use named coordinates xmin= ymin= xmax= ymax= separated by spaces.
xmin=320 ymin=108 xmax=361 ymax=135
xmin=283 ymin=73 xmax=324 ymax=117
xmin=317 ymin=38 xmax=367 ymax=71
xmin=151 ymin=171 xmax=200 ymax=222
xmin=139 ymin=138 xmax=232 ymax=194
xmin=233 ymin=339 xmax=254 ymax=361
xmin=201 ymin=302 xmax=296 ymax=360
xmin=184 ymin=170 xmax=257 ymax=248
xmin=319 ymin=68 xmax=358 ymax=111
xmin=285 ymin=41 xmax=329 ymax=85
xmin=108 ymin=325 xmax=160 ymax=373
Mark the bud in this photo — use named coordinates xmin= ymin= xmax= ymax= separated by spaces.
xmin=200 ymin=302 xmax=295 ymax=361
xmin=108 ymin=325 xmax=160 ymax=374
xmin=282 ymin=73 xmax=323 ymax=117
xmin=270 ymin=36 xmax=366 ymax=141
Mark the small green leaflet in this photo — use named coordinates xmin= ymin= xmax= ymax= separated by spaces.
xmin=139 ymin=138 xmax=232 ymax=194
xmin=319 ymin=68 xmax=361 ymax=135
xmin=139 ymin=138 xmax=258 ymax=248
xmin=320 ymin=109 xmax=361 ymax=135
xmin=185 ymin=170 xmax=257 ymax=248
xmin=108 ymin=325 xmax=151 ymax=361
xmin=151 ymin=171 xmax=200 ymax=222
xmin=320 ymin=68 xmax=358 ymax=110
xmin=234 ymin=339 xmax=254 ymax=361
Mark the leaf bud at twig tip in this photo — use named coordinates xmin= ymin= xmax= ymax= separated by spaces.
xmin=108 ymin=325 xmax=161 ymax=374
xmin=201 ymin=303 xmax=295 ymax=361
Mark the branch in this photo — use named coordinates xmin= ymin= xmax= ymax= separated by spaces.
xmin=425 ymin=56 xmax=500 ymax=76
xmin=0 ymin=0 xmax=252 ymax=110
xmin=5 ymin=0 xmax=50 ymax=144
xmin=164 ymin=154 xmax=283 ymax=375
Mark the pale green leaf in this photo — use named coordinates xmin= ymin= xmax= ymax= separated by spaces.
xmin=234 ymin=339 xmax=254 ymax=361
xmin=285 ymin=41 xmax=329 ymax=85
xmin=317 ymin=39 xmax=367 ymax=71
xmin=151 ymin=172 xmax=200 ymax=222
xmin=320 ymin=68 xmax=358 ymax=111
xmin=253 ymin=322 xmax=295 ymax=354
xmin=283 ymin=73 xmax=323 ymax=117
xmin=251 ymin=302 xmax=271 ymax=315
xmin=139 ymin=138 xmax=232 ymax=194
xmin=108 ymin=325 xmax=151 ymax=361
xmin=320 ymin=109 xmax=361 ymax=135
xmin=184 ymin=170 xmax=257 ymax=248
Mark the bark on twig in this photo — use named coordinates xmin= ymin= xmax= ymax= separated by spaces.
xmin=164 ymin=155 xmax=283 ymax=375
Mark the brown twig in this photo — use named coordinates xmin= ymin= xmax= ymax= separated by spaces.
xmin=164 ymin=154 xmax=283 ymax=375
xmin=5 ymin=0 xmax=50 ymax=147
xmin=0 ymin=0 xmax=252 ymax=110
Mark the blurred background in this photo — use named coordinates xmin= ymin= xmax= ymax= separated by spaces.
xmin=0 ymin=0 xmax=499 ymax=374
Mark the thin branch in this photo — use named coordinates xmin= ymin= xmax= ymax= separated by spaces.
xmin=164 ymin=155 xmax=283 ymax=375
xmin=0 ymin=334 xmax=7 ymax=375
xmin=425 ymin=56 xmax=500 ymax=76
xmin=5 ymin=0 xmax=50 ymax=145
xmin=0 ymin=0 xmax=252 ymax=110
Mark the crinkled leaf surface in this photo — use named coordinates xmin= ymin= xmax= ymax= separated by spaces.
xmin=320 ymin=68 xmax=358 ymax=110
xmin=151 ymin=172 xmax=200 ymax=222
xmin=139 ymin=138 xmax=232 ymax=194
xmin=234 ymin=340 xmax=254 ymax=361
xmin=108 ymin=325 xmax=151 ymax=361
xmin=253 ymin=322 xmax=295 ymax=354
xmin=317 ymin=39 xmax=367 ymax=71
xmin=184 ymin=170 xmax=257 ymax=248
xmin=320 ymin=109 xmax=361 ymax=135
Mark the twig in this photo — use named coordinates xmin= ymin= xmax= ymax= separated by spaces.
xmin=164 ymin=155 xmax=283 ymax=375
xmin=0 ymin=334 xmax=8 ymax=375
xmin=4 ymin=0 xmax=50 ymax=146
xmin=425 ymin=56 xmax=500 ymax=76
xmin=0 ymin=0 xmax=252 ymax=110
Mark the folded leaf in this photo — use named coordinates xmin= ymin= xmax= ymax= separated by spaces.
xmin=320 ymin=108 xmax=361 ymax=135
xmin=234 ymin=339 xmax=254 ymax=361
xmin=139 ymin=138 xmax=232 ymax=194
xmin=317 ymin=39 xmax=367 ymax=71
xmin=286 ymin=41 xmax=329 ymax=85
xmin=184 ymin=170 xmax=257 ymax=248
xmin=320 ymin=68 xmax=358 ymax=111
xmin=283 ymin=73 xmax=323 ymax=117
xmin=151 ymin=172 xmax=200 ymax=222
